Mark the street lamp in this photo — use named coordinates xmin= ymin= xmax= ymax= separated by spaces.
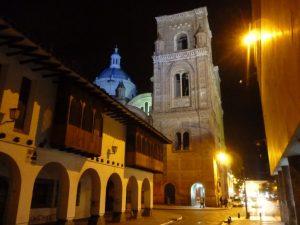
xmin=241 ymin=168 xmax=250 ymax=219
xmin=0 ymin=108 xmax=21 ymax=125
xmin=217 ymin=152 xmax=230 ymax=204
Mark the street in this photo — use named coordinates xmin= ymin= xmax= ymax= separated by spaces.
xmin=109 ymin=207 xmax=246 ymax=225
xmin=176 ymin=208 xmax=240 ymax=225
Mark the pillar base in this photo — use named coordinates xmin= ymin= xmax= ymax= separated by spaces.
xmin=141 ymin=208 xmax=152 ymax=217
xmin=56 ymin=219 xmax=75 ymax=225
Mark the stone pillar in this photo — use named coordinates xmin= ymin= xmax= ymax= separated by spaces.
xmin=56 ymin=172 xmax=78 ymax=225
xmin=288 ymin=156 xmax=300 ymax=224
xmin=277 ymin=170 xmax=288 ymax=224
xmin=15 ymin=174 xmax=35 ymax=225
xmin=282 ymin=165 xmax=297 ymax=225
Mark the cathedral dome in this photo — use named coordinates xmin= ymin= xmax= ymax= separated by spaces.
xmin=94 ymin=47 xmax=137 ymax=102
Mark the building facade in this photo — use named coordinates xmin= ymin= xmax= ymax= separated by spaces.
xmin=0 ymin=19 xmax=170 ymax=225
xmin=251 ymin=0 xmax=300 ymax=224
xmin=151 ymin=7 xmax=226 ymax=206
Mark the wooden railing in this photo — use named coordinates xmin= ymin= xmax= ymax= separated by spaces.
xmin=51 ymin=123 xmax=102 ymax=156
xmin=126 ymin=151 xmax=163 ymax=173
xmin=65 ymin=124 xmax=102 ymax=155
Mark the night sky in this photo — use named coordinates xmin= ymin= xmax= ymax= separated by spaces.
xmin=0 ymin=0 xmax=269 ymax=179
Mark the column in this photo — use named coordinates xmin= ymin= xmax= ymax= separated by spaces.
xmin=282 ymin=165 xmax=297 ymax=225
xmin=277 ymin=170 xmax=288 ymax=224
xmin=288 ymin=156 xmax=300 ymax=224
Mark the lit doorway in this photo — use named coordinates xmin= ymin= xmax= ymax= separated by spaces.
xmin=191 ymin=183 xmax=205 ymax=207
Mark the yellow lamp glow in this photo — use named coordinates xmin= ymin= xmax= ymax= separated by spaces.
xmin=243 ymin=30 xmax=259 ymax=46
xmin=243 ymin=29 xmax=283 ymax=46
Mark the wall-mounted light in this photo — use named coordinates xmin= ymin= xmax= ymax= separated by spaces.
xmin=107 ymin=145 xmax=118 ymax=155
xmin=0 ymin=108 xmax=21 ymax=125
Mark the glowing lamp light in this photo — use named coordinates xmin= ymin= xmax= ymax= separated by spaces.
xmin=217 ymin=152 xmax=228 ymax=164
xmin=243 ymin=30 xmax=259 ymax=46
xmin=243 ymin=29 xmax=283 ymax=46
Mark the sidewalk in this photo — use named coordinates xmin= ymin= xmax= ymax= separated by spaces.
xmin=154 ymin=204 xmax=227 ymax=211
xmin=222 ymin=216 xmax=284 ymax=225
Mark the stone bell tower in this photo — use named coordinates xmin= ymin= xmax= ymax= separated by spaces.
xmin=152 ymin=7 xmax=226 ymax=206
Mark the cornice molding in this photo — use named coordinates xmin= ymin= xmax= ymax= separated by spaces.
xmin=155 ymin=7 xmax=207 ymax=23
xmin=153 ymin=48 xmax=208 ymax=63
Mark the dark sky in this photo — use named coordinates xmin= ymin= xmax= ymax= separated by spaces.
xmin=0 ymin=0 xmax=269 ymax=179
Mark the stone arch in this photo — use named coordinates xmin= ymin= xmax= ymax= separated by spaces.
xmin=174 ymin=31 xmax=189 ymax=51
xmin=0 ymin=152 xmax=21 ymax=225
xmin=30 ymin=162 xmax=69 ymax=223
xmin=164 ymin=183 xmax=175 ymax=204
xmin=169 ymin=61 xmax=195 ymax=77
xmin=125 ymin=176 xmax=138 ymax=216
xmin=169 ymin=61 xmax=195 ymax=99
xmin=191 ymin=182 xmax=205 ymax=207
xmin=105 ymin=173 xmax=122 ymax=213
xmin=75 ymin=168 xmax=101 ymax=219
xmin=141 ymin=178 xmax=151 ymax=210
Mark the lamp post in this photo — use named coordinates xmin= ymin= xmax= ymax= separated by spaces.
xmin=217 ymin=152 xmax=230 ymax=203
xmin=241 ymin=168 xmax=250 ymax=219
xmin=0 ymin=108 xmax=20 ymax=125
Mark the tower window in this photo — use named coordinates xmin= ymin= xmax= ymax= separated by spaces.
xmin=175 ymin=132 xmax=181 ymax=150
xmin=183 ymin=132 xmax=190 ymax=150
xmin=174 ymin=72 xmax=189 ymax=97
xmin=176 ymin=33 xmax=188 ymax=50
xmin=174 ymin=131 xmax=190 ymax=151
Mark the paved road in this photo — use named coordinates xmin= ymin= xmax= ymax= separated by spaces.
xmin=170 ymin=207 xmax=242 ymax=225
xmin=109 ymin=207 xmax=241 ymax=225
xmin=72 ymin=206 xmax=282 ymax=225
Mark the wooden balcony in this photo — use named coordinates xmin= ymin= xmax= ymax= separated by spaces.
xmin=126 ymin=151 xmax=163 ymax=173
xmin=51 ymin=124 xmax=102 ymax=157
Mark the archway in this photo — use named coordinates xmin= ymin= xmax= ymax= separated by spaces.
xmin=0 ymin=153 xmax=21 ymax=225
xmin=141 ymin=178 xmax=151 ymax=216
xmin=105 ymin=173 xmax=122 ymax=213
xmin=30 ymin=162 xmax=69 ymax=224
xmin=191 ymin=182 xmax=205 ymax=207
xmin=126 ymin=176 xmax=138 ymax=217
xmin=164 ymin=183 xmax=175 ymax=204
xmin=75 ymin=168 xmax=100 ymax=219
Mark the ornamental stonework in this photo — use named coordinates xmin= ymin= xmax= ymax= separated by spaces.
xmin=153 ymin=48 xmax=208 ymax=63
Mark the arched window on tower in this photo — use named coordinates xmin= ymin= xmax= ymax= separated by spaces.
xmin=174 ymin=72 xmax=189 ymax=97
xmin=69 ymin=98 xmax=82 ymax=127
xmin=175 ymin=74 xmax=181 ymax=97
xmin=175 ymin=132 xmax=181 ymax=150
xmin=182 ymin=73 xmax=189 ymax=96
xmin=183 ymin=132 xmax=190 ymax=150
xmin=176 ymin=33 xmax=188 ymax=50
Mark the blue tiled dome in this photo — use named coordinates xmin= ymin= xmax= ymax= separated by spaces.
xmin=98 ymin=67 xmax=131 ymax=80
xmin=94 ymin=47 xmax=137 ymax=102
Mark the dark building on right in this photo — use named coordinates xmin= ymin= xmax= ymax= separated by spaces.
xmin=251 ymin=0 xmax=300 ymax=224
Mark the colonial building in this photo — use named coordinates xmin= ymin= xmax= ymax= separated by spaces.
xmin=151 ymin=7 xmax=226 ymax=206
xmin=0 ymin=18 xmax=170 ymax=225
xmin=251 ymin=0 xmax=300 ymax=224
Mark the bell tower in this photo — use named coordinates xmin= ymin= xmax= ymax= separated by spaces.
xmin=152 ymin=7 xmax=226 ymax=206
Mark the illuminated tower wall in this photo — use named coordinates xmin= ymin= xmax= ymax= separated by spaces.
xmin=152 ymin=7 xmax=225 ymax=206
